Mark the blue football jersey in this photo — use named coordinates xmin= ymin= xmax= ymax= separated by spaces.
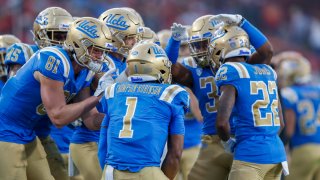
xmin=0 ymin=46 xmax=93 ymax=144
xmin=215 ymin=62 xmax=286 ymax=164
xmin=0 ymin=80 xmax=4 ymax=94
xmin=4 ymin=43 xmax=54 ymax=139
xmin=98 ymin=82 xmax=188 ymax=172
xmin=187 ymin=66 xmax=219 ymax=135
xmin=107 ymin=54 xmax=126 ymax=80
xmin=281 ymin=85 xmax=320 ymax=148
xmin=180 ymin=57 xmax=202 ymax=149
xmin=50 ymin=125 xmax=74 ymax=154
xmin=4 ymin=43 xmax=39 ymax=66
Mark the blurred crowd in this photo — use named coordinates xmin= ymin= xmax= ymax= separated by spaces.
xmin=1 ymin=0 xmax=319 ymax=77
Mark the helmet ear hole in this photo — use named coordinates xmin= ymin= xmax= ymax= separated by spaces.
xmin=160 ymin=70 xmax=166 ymax=74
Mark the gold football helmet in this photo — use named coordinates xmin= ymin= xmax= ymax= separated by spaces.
xmin=208 ymin=26 xmax=251 ymax=70
xmin=157 ymin=29 xmax=171 ymax=49
xmin=0 ymin=34 xmax=21 ymax=76
xmin=137 ymin=27 xmax=160 ymax=45
xmin=122 ymin=7 xmax=145 ymax=27
xmin=33 ymin=7 xmax=73 ymax=49
xmin=99 ymin=8 xmax=142 ymax=57
xmin=64 ymin=17 xmax=118 ymax=73
xmin=274 ymin=51 xmax=311 ymax=87
xmin=189 ymin=15 xmax=217 ymax=67
xmin=127 ymin=43 xmax=172 ymax=84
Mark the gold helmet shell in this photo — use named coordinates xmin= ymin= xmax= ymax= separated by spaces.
xmin=121 ymin=7 xmax=145 ymax=27
xmin=273 ymin=51 xmax=311 ymax=87
xmin=64 ymin=17 xmax=119 ymax=73
xmin=99 ymin=8 xmax=142 ymax=57
xmin=157 ymin=29 xmax=171 ymax=49
xmin=33 ymin=7 xmax=73 ymax=49
xmin=0 ymin=34 xmax=21 ymax=76
xmin=189 ymin=15 xmax=217 ymax=67
xmin=208 ymin=26 xmax=251 ymax=70
xmin=137 ymin=27 xmax=160 ymax=45
xmin=127 ymin=43 xmax=172 ymax=84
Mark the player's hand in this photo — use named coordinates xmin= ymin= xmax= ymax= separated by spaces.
xmin=94 ymin=73 xmax=115 ymax=97
xmin=210 ymin=14 xmax=244 ymax=27
xmin=221 ymin=138 xmax=236 ymax=154
xmin=171 ymin=23 xmax=188 ymax=41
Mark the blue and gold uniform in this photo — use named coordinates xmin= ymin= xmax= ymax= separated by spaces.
xmin=0 ymin=46 xmax=92 ymax=179
xmin=4 ymin=43 xmax=39 ymax=68
xmin=98 ymin=82 xmax=188 ymax=178
xmin=216 ymin=62 xmax=287 ymax=179
xmin=281 ymin=85 xmax=320 ymax=180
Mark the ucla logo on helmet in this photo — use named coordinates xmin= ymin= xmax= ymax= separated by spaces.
xmin=105 ymin=43 xmax=118 ymax=52
xmin=106 ymin=14 xmax=130 ymax=31
xmin=35 ymin=14 xmax=48 ymax=26
xmin=76 ymin=20 xmax=99 ymax=38
xmin=131 ymin=51 xmax=139 ymax=56
xmin=151 ymin=46 xmax=166 ymax=58
xmin=59 ymin=24 xmax=70 ymax=31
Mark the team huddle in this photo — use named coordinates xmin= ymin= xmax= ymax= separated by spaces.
xmin=0 ymin=6 xmax=319 ymax=180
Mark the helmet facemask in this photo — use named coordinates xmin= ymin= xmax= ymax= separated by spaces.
xmin=68 ymin=38 xmax=110 ymax=73
xmin=188 ymin=37 xmax=210 ymax=68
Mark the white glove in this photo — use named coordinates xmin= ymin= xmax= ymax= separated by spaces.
xmin=210 ymin=14 xmax=244 ymax=27
xmin=171 ymin=23 xmax=188 ymax=41
xmin=221 ymin=138 xmax=236 ymax=154
xmin=93 ymin=72 xmax=115 ymax=97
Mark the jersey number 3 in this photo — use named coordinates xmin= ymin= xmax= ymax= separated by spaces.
xmin=119 ymin=97 xmax=137 ymax=138
xmin=250 ymin=81 xmax=280 ymax=127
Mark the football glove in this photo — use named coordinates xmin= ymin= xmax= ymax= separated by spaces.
xmin=221 ymin=137 xmax=236 ymax=154
xmin=171 ymin=23 xmax=188 ymax=41
xmin=93 ymin=72 xmax=115 ymax=97
xmin=210 ymin=14 xmax=244 ymax=27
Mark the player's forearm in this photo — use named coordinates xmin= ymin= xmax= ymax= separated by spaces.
xmin=49 ymin=96 xmax=100 ymax=128
xmin=171 ymin=63 xmax=193 ymax=88
xmin=216 ymin=85 xmax=235 ymax=141
xmin=216 ymin=118 xmax=231 ymax=141
xmin=161 ymin=152 xmax=181 ymax=180
xmin=82 ymin=111 xmax=105 ymax=130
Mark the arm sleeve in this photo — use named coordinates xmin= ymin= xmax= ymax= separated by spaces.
xmin=169 ymin=90 xmax=189 ymax=135
xmin=98 ymin=116 xmax=109 ymax=169
xmin=96 ymin=96 xmax=108 ymax=114
xmin=280 ymin=87 xmax=298 ymax=109
xmin=4 ymin=43 xmax=30 ymax=65
xmin=165 ymin=37 xmax=180 ymax=64
xmin=36 ymin=50 xmax=66 ymax=82
xmin=215 ymin=64 xmax=241 ymax=95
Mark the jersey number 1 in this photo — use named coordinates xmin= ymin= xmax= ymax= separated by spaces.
xmin=119 ymin=97 xmax=137 ymax=138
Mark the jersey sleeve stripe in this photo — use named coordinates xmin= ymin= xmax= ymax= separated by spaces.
xmin=160 ymin=85 xmax=185 ymax=103
xmin=226 ymin=62 xmax=250 ymax=78
xmin=107 ymin=56 xmax=115 ymax=69
xmin=105 ymin=83 xmax=116 ymax=99
xmin=85 ymin=70 xmax=95 ymax=81
xmin=18 ymin=44 xmax=31 ymax=62
xmin=43 ymin=47 xmax=70 ymax=78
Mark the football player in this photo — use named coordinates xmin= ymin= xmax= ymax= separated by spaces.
xmin=96 ymin=8 xmax=144 ymax=170
xmin=172 ymin=25 xmax=203 ymax=180
xmin=167 ymin=14 xmax=274 ymax=180
xmin=0 ymin=34 xmax=21 ymax=91
xmin=97 ymin=42 xmax=188 ymax=180
xmin=215 ymin=26 xmax=287 ymax=180
xmin=4 ymin=7 xmax=74 ymax=180
xmin=274 ymin=52 xmax=320 ymax=180
xmin=0 ymin=17 xmax=114 ymax=180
